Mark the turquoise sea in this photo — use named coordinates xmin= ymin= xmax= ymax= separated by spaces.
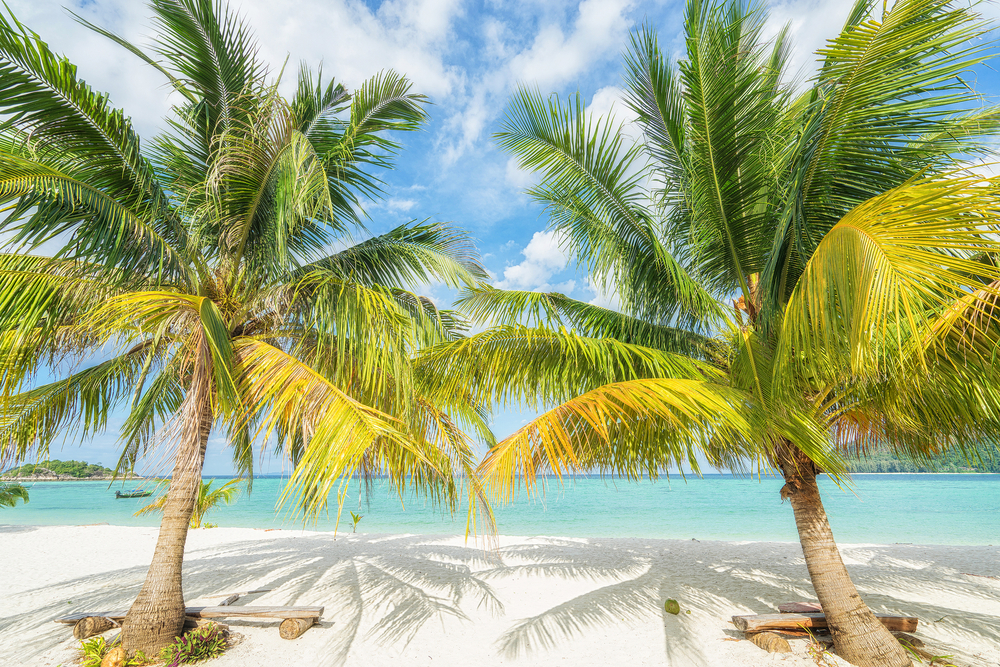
xmin=2 ymin=474 xmax=998 ymax=545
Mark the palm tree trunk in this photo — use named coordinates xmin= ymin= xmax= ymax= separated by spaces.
xmin=121 ymin=342 xmax=214 ymax=657
xmin=778 ymin=447 xmax=909 ymax=667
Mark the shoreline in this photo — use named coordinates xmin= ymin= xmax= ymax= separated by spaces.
xmin=2 ymin=522 xmax=996 ymax=549
xmin=2 ymin=525 xmax=997 ymax=667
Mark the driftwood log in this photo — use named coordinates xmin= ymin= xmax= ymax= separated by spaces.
xmin=279 ymin=617 xmax=316 ymax=640
xmin=73 ymin=616 xmax=117 ymax=640
xmin=733 ymin=612 xmax=918 ymax=633
xmin=748 ymin=631 xmax=791 ymax=653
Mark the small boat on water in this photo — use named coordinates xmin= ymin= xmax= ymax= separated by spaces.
xmin=115 ymin=489 xmax=152 ymax=499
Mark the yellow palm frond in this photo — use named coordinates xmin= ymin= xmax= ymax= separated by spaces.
xmin=778 ymin=173 xmax=1000 ymax=387
xmin=232 ymin=339 xmax=454 ymax=519
xmin=477 ymin=378 xmax=761 ymax=504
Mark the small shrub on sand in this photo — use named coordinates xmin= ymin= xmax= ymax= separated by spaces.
xmin=159 ymin=622 xmax=229 ymax=665
xmin=80 ymin=636 xmax=149 ymax=667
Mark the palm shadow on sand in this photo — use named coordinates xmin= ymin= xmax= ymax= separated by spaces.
xmin=3 ymin=533 xmax=998 ymax=666
xmin=1 ymin=532 xmax=504 ymax=666
xmin=480 ymin=537 xmax=1000 ymax=666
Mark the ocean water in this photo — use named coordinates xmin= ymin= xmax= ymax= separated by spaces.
xmin=2 ymin=474 xmax=997 ymax=545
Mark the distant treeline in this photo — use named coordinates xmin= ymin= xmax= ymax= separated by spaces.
xmin=848 ymin=446 xmax=1000 ymax=473
xmin=2 ymin=459 xmax=115 ymax=478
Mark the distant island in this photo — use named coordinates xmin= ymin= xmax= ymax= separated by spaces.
xmin=0 ymin=459 xmax=143 ymax=481
xmin=848 ymin=446 xmax=1000 ymax=473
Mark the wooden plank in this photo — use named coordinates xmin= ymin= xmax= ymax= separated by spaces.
xmin=186 ymin=606 xmax=324 ymax=620
xmin=778 ymin=602 xmax=822 ymax=613
xmin=56 ymin=605 xmax=323 ymax=624
xmin=213 ymin=588 xmax=273 ymax=606
xmin=733 ymin=613 xmax=917 ymax=633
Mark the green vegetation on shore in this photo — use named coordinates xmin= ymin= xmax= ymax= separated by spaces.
xmin=848 ymin=447 xmax=1000 ymax=473
xmin=2 ymin=459 xmax=114 ymax=478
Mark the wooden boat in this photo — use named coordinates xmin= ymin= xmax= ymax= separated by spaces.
xmin=115 ymin=489 xmax=152 ymax=498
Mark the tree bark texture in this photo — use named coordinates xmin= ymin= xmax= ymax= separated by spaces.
xmin=778 ymin=447 xmax=910 ymax=667
xmin=121 ymin=339 xmax=214 ymax=657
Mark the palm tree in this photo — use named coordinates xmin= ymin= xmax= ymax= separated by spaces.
xmin=420 ymin=1 xmax=1000 ymax=665
xmin=135 ymin=478 xmax=241 ymax=528
xmin=0 ymin=481 xmax=28 ymax=507
xmin=0 ymin=0 xmax=492 ymax=657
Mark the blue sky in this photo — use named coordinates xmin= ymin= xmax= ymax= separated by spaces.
xmin=7 ymin=0 xmax=1000 ymax=475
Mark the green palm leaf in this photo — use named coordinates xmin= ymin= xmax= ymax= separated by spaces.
xmin=456 ymin=286 xmax=718 ymax=356
xmin=764 ymin=0 xmax=1000 ymax=305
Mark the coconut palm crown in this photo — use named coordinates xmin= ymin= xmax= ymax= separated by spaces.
xmin=421 ymin=1 xmax=1000 ymax=665
xmin=0 ymin=0 xmax=492 ymax=656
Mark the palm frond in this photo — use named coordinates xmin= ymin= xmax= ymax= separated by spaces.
xmin=476 ymin=378 xmax=760 ymax=503
xmin=316 ymin=70 xmax=429 ymax=214
xmin=0 ymin=345 xmax=157 ymax=466
xmin=0 ymin=7 xmax=181 ymax=244
xmin=117 ymin=360 xmax=184 ymax=475
xmin=777 ymin=174 xmax=1000 ymax=387
xmin=417 ymin=325 xmax=721 ymax=411
xmin=296 ymin=220 xmax=488 ymax=288
xmin=0 ymin=481 xmax=28 ymax=507
xmin=622 ymin=25 xmax=686 ymax=208
xmin=496 ymin=85 xmax=721 ymax=326
xmin=291 ymin=62 xmax=350 ymax=139
xmin=456 ymin=286 xmax=719 ymax=357
xmin=675 ymin=0 xmax=789 ymax=298
xmin=0 ymin=147 xmax=192 ymax=282
xmin=148 ymin=0 xmax=266 ymax=138
xmin=0 ymin=254 xmax=120 ymax=389
xmin=231 ymin=339 xmax=456 ymax=519
xmin=764 ymin=0 xmax=998 ymax=305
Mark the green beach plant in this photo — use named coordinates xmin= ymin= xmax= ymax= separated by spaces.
xmin=159 ymin=622 xmax=228 ymax=665
xmin=350 ymin=510 xmax=363 ymax=532
xmin=134 ymin=479 xmax=241 ymax=529
xmin=0 ymin=481 xmax=28 ymax=508
xmin=0 ymin=0 xmax=493 ymax=657
xmin=80 ymin=636 xmax=149 ymax=667
xmin=422 ymin=1 xmax=1000 ymax=665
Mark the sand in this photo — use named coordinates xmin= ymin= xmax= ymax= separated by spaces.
xmin=1 ymin=525 xmax=997 ymax=667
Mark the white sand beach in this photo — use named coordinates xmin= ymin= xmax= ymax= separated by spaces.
xmin=1 ymin=525 xmax=998 ymax=667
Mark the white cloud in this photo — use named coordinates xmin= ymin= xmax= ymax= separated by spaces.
xmin=494 ymin=230 xmax=569 ymax=290
xmin=587 ymin=85 xmax=625 ymax=122
xmin=241 ymin=0 xmax=463 ymax=98
xmin=6 ymin=0 xmax=464 ymax=140
xmin=505 ymin=157 xmax=536 ymax=190
xmin=509 ymin=0 xmax=634 ymax=89
xmin=439 ymin=0 xmax=635 ymax=164
xmin=586 ymin=276 xmax=622 ymax=311
xmin=386 ymin=198 xmax=417 ymax=212
xmin=762 ymin=1 xmax=856 ymax=84
xmin=587 ymin=85 xmax=645 ymax=146
xmin=553 ymin=279 xmax=576 ymax=294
